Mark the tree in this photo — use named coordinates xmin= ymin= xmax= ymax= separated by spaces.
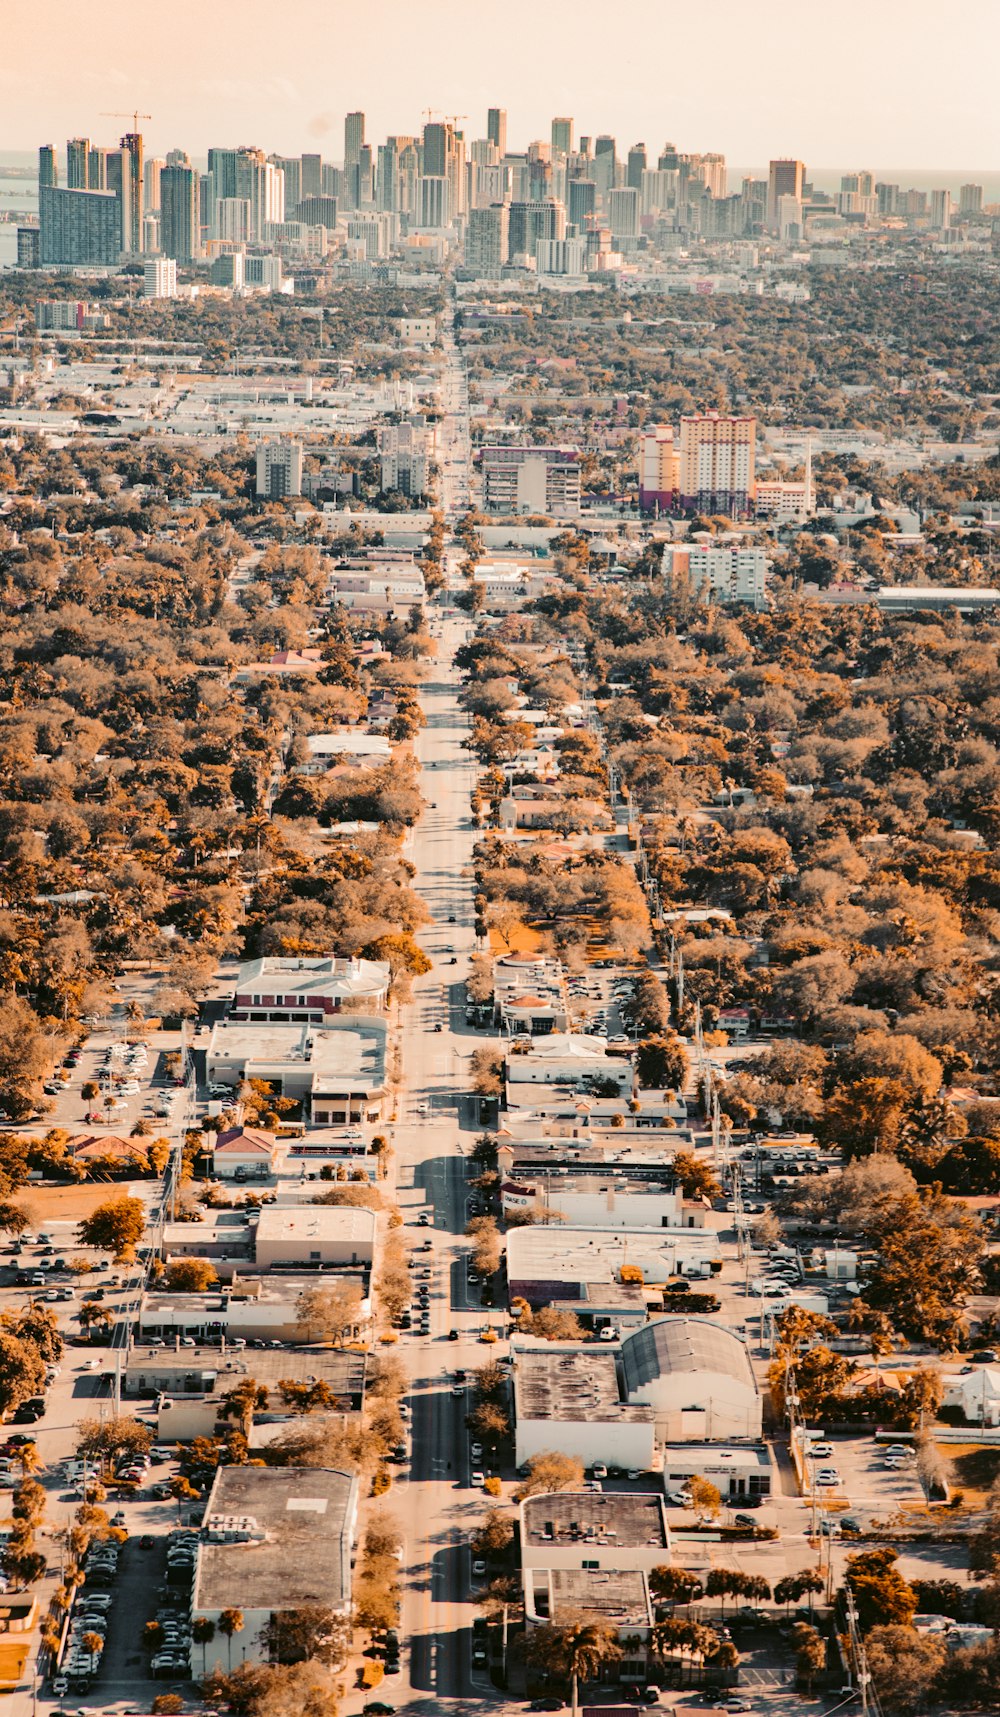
xmin=689 ymin=1476 xmax=722 ymax=1519
xmin=470 ymin=1047 xmax=504 ymax=1098
xmin=76 ymin=1416 xmax=153 ymax=1470
xmin=256 ymin=1607 xmax=349 ymax=1667
xmin=671 ymin=1151 xmax=721 ymax=1201
xmin=78 ymin=1301 xmax=113 ymax=1341
xmin=514 ymin=1452 xmax=585 ymax=1500
xmin=844 ymin=1549 xmax=917 ymax=1632
xmin=295 ymin=1284 xmax=364 ymax=1346
xmin=193 ymin=1615 xmax=217 ymax=1676
xmin=77 ymin=1194 xmax=146 ymax=1260
xmin=220 ymin=1379 xmax=270 ymax=1438
xmin=6 ymin=1303 xmax=63 ymax=1363
xmin=523 ymin=1307 xmax=585 ymax=1341
xmin=466 ymin=1214 xmax=502 ymax=1276
xmin=0 ymin=996 xmax=59 ymax=1119
xmin=472 ymin=1508 xmax=514 ymax=1559
xmin=650 ymin=1566 xmax=704 ymax=1612
xmin=218 ymin=1607 xmax=245 ymax=1671
xmin=636 ymin=1034 xmax=689 ymax=1090
xmin=866 ymin=1624 xmax=947 ymax=1715
xmin=527 ymin=1620 xmax=622 ymax=1717
xmin=791 ymin=1622 xmax=826 ymax=1694
xmin=164 ymin=1258 xmax=219 ymax=1292
xmin=0 ymin=1330 xmax=46 ymax=1416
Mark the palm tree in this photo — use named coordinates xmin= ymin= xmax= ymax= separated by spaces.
xmin=217 ymin=1607 xmax=244 ymax=1670
xmin=531 ymin=1621 xmax=623 ymax=1717
xmin=192 ymin=1616 xmax=216 ymax=1675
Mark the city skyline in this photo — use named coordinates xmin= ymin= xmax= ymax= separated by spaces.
xmin=4 ymin=0 xmax=1000 ymax=170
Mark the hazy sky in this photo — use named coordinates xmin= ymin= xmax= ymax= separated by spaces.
xmin=4 ymin=0 xmax=999 ymax=169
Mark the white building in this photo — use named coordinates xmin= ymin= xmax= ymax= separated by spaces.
xmin=143 ymin=257 xmax=177 ymax=300
xmin=206 ymin=1017 xmax=388 ymax=1125
xmin=502 ymin=1172 xmax=683 ymax=1230
xmin=253 ymin=1204 xmax=376 ymax=1269
xmin=943 ymin=1365 xmax=1000 ymax=1427
xmin=255 ymin=438 xmax=303 ymax=499
xmin=620 ymin=1318 xmax=762 ymax=1440
xmin=231 ymin=955 xmax=390 ymax=1022
xmin=664 ymin=544 xmax=768 ymax=608
xmin=377 ymin=420 xmax=428 ymax=496
xmin=299 ymin=732 xmax=392 ymax=773
xmin=513 ymin=1345 xmax=656 ymax=1469
xmin=505 ymin=1033 xmax=632 ymax=1095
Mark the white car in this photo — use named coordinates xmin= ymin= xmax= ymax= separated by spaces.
xmin=470 ymin=1470 xmax=485 ymax=1487
xmin=472 ymin=1558 xmax=487 ymax=1577
xmin=119 ymin=1080 xmax=141 ymax=1095
xmin=592 ymin=1463 xmax=608 ymax=1479
xmin=809 ymin=1443 xmax=834 ymax=1460
xmin=815 ymin=1468 xmax=841 ymax=1486
xmin=470 ymin=1442 xmax=483 ymax=1460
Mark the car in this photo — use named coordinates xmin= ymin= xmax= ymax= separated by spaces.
xmin=448 ymin=1328 xmax=459 ymax=1341
xmin=529 ymin=1701 xmax=564 ymax=1711
xmin=722 ymin=1701 xmax=754 ymax=1714
xmin=119 ymin=1081 xmax=141 ymax=1095
xmin=452 ymin=1383 xmax=465 ymax=1397
xmin=417 ymin=1102 xmax=428 ymax=1116
xmin=417 ymin=1211 xmax=430 ymax=1226
xmin=809 ymin=1443 xmax=834 ymax=1460
xmin=591 ymin=1463 xmax=608 ymax=1479
xmin=840 ymin=1515 xmax=863 ymax=1533
xmin=763 ymin=1284 xmax=792 ymax=1297
xmin=383 ymin=1657 xmax=400 ymax=1676
xmin=815 ymin=1469 xmax=841 ymax=1486
xmin=363 ymin=1704 xmax=396 ymax=1715
xmin=472 ymin=1558 xmax=487 ymax=1577
xmin=470 ymin=1441 xmax=483 ymax=1459
xmin=51 ymin=1679 xmax=69 ymax=1697
xmin=973 ymin=1349 xmax=999 ymax=1364
xmin=470 ymin=1470 xmax=485 ymax=1487
xmin=472 ymin=1644 xmax=488 ymax=1665
xmin=598 ymin=1326 xmax=619 ymax=1342
xmin=733 ymin=1513 xmax=759 ymax=1529
xmin=882 ymin=1444 xmax=913 ymax=1459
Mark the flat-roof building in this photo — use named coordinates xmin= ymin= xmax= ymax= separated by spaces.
xmin=206 ymin=1017 xmax=388 ymax=1125
xmin=513 ymin=1344 xmax=655 ymax=1469
xmin=231 ymin=955 xmax=390 ymax=1022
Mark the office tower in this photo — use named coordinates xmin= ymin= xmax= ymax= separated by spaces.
xmin=741 ymin=177 xmax=768 ymax=230
xmin=930 ymin=188 xmax=952 ymax=230
xmin=551 ymin=118 xmax=573 ymax=155
xmin=593 ymin=135 xmax=617 ymax=197
xmin=321 ymin=163 xmax=339 ymax=198
xmin=422 ymin=122 xmax=450 ymax=177
xmin=507 ymin=197 xmax=565 ymax=260
xmin=837 ymin=172 xmax=877 ymax=218
xmin=658 ymin=142 xmax=679 ymax=171
xmin=87 ymin=148 xmax=108 ymax=190
xmin=301 ymin=153 xmax=322 ymax=198
xmin=377 ymin=139 xmax=402 ymax=212
xmin=344 ymin=112 xmax=365 ymax=205
xmin=144 ymin=157 xmax=164 ymax=212
xmin=229 ymin=147 xmax=283 ymax=238
xmin=211 ymin=251 xmax=245 ymax=289
xmin=275 ymin=156 xmax=302 ymax=208
xmin=627 ymin=144 xmax=647 ymax=192
xmin=66 ymin=139 xmax=90 ymax=190
xmin=143 ymin=257 xmax=177 ymax=299
xmin=38 ymin=145 xmax=58 ymax=189
xmin=640 ymin=169 xmax=673 ymax=218
xmin=465 ymin=203 xmax=510 ymax=277
xmin=395 ymin=141 xmax=419 ymax=220
xmin=119 ymin=132 xmax=144 ymax=252
xmin=256 ymin=440 xmax=303 ymax=499
xmin=688 ymin=152 xmax=726 ymax=199
xmin=294 ymin=195 xmax=338 ymax=228
xmin=768 ymin=159 xmax=805 ymax=228
xmin=480 ymin=445 xmax=581 ymax=514
xmin=39 ymin=185 xmax=120 ymax=265
xmin=638 ymin=425 xmax=678 ymax=511
xmin=418 ymin=175 xmax=449 ymax=228
xmin=568 ymin=178 xmax=597 ymax=230
xmin=678 ymin=413 xmax=756 ymax=518
xmin=105 ymin=150 xmax=132 ymax=249
xmin=487 ymin=107 xmax=507 ymax=156
xmin=609 ymin=186 xmax=639 ymax=242
xmin=143 ymin=214 xmax=160 ymax=252
xmin=960 ymin=183 xmax=984 ymax=216
xmin=160 ymin=162 xmax=200 ymax=262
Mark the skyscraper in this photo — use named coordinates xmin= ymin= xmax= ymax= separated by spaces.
xmin=568 ymin=178 xmax=597 ymax=230
xmin=274 ymin=156 xmax=302 ymax=209
xmin=551 ymin=117 xmax=573 ymax=155
xmin=627 ymin=143 xmax=647 ymax=191
xmin=38 ymin=145 xmax=58 ymax=189
xmin=301 ymin=153 xmax=322 ymax=198
xmin=960 ymin=183 xmax=984 ymax=216
xmin=160 ymin=161 xmax=201 ymax=262
xmin=39 ymin=185 xmax=120 ymax=265
xmin=930 ymin=188 xmax=952 ymax=230
xmin=344 ymin=112 xmax=365 ymax=205
xmin=105 ymin=149 xmax=131 ymax=250
xmin=66 ymin=139 xmax=90 ymax=190
xmin=87 ymin=149 xmax=108 ymax=190
xmin=767 ymin=159 xmax=805 ymax=229
xmin=593 ymin=135 xmax=617 ymax=198
xmin=144 ymin=157 xmax=165 ymax=213
xmin=609 ymin=186 xmax=639 ymax=242
xmin=465 ymin=203 xmax=510 ymax=277
xmin=119 ymin=132 xmax=144 ymax=252
xmin=417 ymin=175 xmax=449 ymax=228
xmin=487 ymin=108 xmax=507 ymax=157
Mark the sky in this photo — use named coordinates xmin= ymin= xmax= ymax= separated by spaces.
xmin=4 ymin=0 xmax=999 ymax=171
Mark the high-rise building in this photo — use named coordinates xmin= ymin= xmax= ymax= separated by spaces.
xmin=39 ymin=185 xmax=120 ymax=265
xmin=356 ymin=143 xmax=374 ymax=207
xmin=87 ymin=149 xmax=108 ymax=190
xmin=293 ymin=195 xmax=338 ymax=229
xmin=664 ymin=544 xmax=768 ymax=608
xmin=344 ymin=112 xmax=365 ymax=205
xmin=627 ymin=143 xmax=647 ymax=192
xmin=160 ymin=161 xmax=201 ymax=262
xmin=417 ymin=175 xmax=450 ymax=228
xmin=144 ymin=156 xmax=165 ymax=213
xmin=593 ymin=135 xmax=617 ymax=198
xmin=38 ymin=145 xmax=58 ymax=189
xmin=208 ymin=147 xmax=239 ymax=202
xmin=301 ymin=153 xmax=322 ymax=198
xmin=16 ymin=227 xmax=40 ymax=268
xmin=507 ymin=198 xmax=565 ymax=260
xmin=119 ymin=132 xmax=144 ymax=252
xmin=143 ymin=257 xmax=177 ymax=299
xmin=274 ymin=156 xmax=302 ymax=209
xmin=930 ymin=188 xmax=952 ymax=230
xmin=876 ymin=182 xmax=899 ymax=217
xmin=609 ymin=186 xmax=639 ymax=242
xmin=568 ymin=178 xmax=597 ymax=230
xmin=767 ymin=159 xmax=805 ymax=229
xmin=678 ymin=413 xmax=756 ymax=518
xmin=638 ymin=425 xmax=678 ymax=511
xmin=465 ymin=203 xmax=510 ymax=277
xmin=256 ymin=439 xmax=303 ymax=499
xmin=377 ymin=420 xmax=428 ymax=496
xmin=422 ymin=122 xmax=450 ymax=178
xmin=105 ymin=149 xmax=131 ymax=250
xmin=480 ymin=444 xmax=581 ymax=515
xmin=66 ymin=139 xmax=90 ymax=190
xmin=211 ymin=251 xmax=245 ymax=289
xmin=551 ymin=117 xmax=573 ymax=155
xmin=960 ymin=183 xmax=984 ymax=216
xmin=487 ymin=108 xmax=507 ymax=157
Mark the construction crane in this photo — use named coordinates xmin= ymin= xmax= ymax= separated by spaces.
xmin=101 ymin=110 xmax=151 ymax=134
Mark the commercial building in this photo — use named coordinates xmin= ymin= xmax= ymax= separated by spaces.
xmin=620 ymin=1318 xmax=762 ymax=1440
xmin=137 ymin=1274 xmax=371 ymax=1344
xmin=210 ymin=1127 xmax=278 ymax=1180
xmin=143 ymin=257 xmax=177 ymax=300
xmin=193 ymin=1467 xmax=359 ymax=1663
xmin=255 ymin=438 xmax=304 ymax=499
xmin=678 ymin=412 xmax=756 ymax=517
xmin=160 ymin=161 xmax=201 ymax=261
xmin=502 ymin=1170 xmax=685 ymax=1230
xmin=504 ymin=1032 xmax=632 ymax=1094
xmin=487 ymin=108 xmax=508 ymax=156
xmin=520 ymin=1490 xmax=668 ymax=1664
xmin=253 ymin=1204 xmax=377 ymax=1269
xmin=465 ymin=203 xmax=510 ymax=278
xmin=205 ymin=1017 xmax=388 ymax=1126
xmin=768 ymin=158 xmax=805 ymax=228
xmin=506 ymin=1231 xmax=720 ymax=1332
xmin=39 ymin=185 xmax=121 ymax=266
xmin=662 ymin=1442 xmax=772 ymax=1502
xmin=492 ymin=953 xmax=569 ymax=1035
xmin=125 ymin=1343 xmax=366 ymax=1441
xmin=34 ymin=300 xmax=86 ymax=331
xmin=480 ymin=444 xmax=581 ymax=516
xmin=513 ymin=1346 xmax=656 ymax=1469
xmin=638 ymin=424 xmax=679 ymax=511
xmin=230 ymin=955 xmax=390 ymax=1023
